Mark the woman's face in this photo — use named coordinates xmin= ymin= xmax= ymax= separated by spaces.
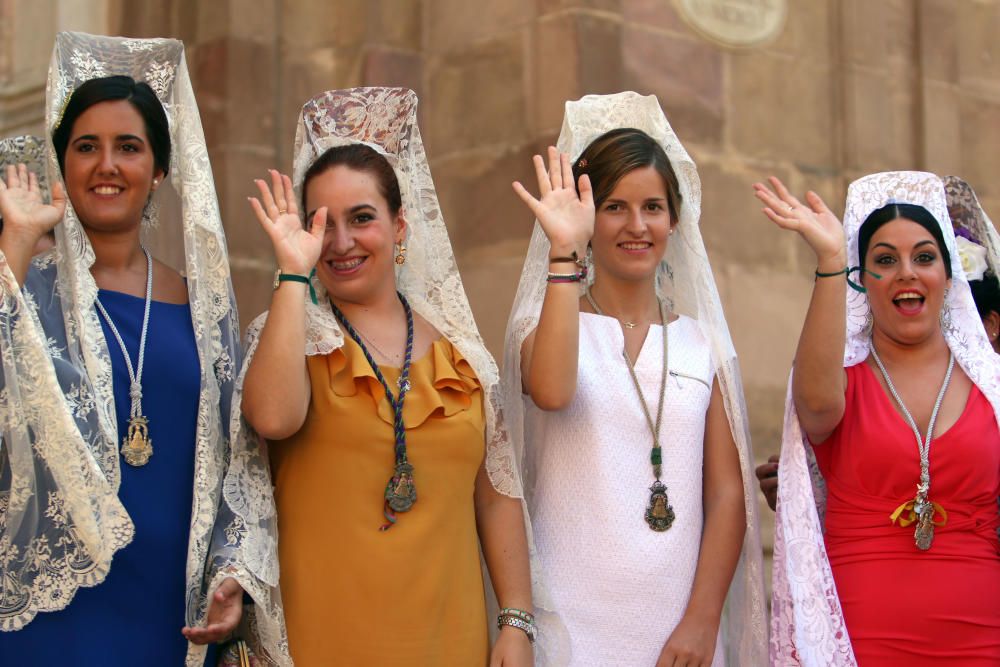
xmin=865 ymin=217 xmax=950 ymax=344
xmin=63 ymin=99 xmax=161 ymax=233
xmin=305 ymin=165 xmax=405 ymax=306
xmin=590 ymin=165 xmax=674 ymax=284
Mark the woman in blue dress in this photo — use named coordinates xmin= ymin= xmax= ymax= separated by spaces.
xmin=0 ymin=33 xmax=284 ymax=666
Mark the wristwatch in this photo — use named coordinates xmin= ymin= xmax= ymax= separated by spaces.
xmin=273 ymin=269 xmax=310 ymax=290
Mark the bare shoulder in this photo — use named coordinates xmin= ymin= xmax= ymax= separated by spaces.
xmin=152 ymin=258 xmax=189 ymax=305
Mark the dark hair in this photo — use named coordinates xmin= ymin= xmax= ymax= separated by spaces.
xmin=52 ymin=75 xmax=170 ymax=177
xmin=571 ymin=128 xmax=682 ymax=222
xmin=857 ymin=203 xmax=952 ymax=279
xmin=970 ymin=273 xmax=1000 ymax=319
xmin=301 ymin=144 xmax=402 ymax=216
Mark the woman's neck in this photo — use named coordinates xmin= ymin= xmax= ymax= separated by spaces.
xmin=589 ymin=274 xmax=660 ymax=323
xmin=331 ymin=282 xmax=403 ymax=327
xmin=870 ymin=326 xmax=950 ymax=369
xmin=87 ymin=227 xmax=147 ymax=284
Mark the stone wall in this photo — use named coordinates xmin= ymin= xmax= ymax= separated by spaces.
xmin=4 ymin=0 xmax=1000 ymax=570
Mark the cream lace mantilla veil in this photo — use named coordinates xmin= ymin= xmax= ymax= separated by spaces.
xmin=227 ymin=86 xmax=549 ymax=660
xmin=0 ymin=32 xmax=283 ymax=667
xmin=770 ymin=171 xmax=1000 ymax=666
xmin=500 ymin=91 xmax=768 ymax=665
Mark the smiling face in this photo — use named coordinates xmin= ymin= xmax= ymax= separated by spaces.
xmin=864 ymin=217 xmax=951 ymax=344
xmin=62 ymin=99 xmax=162 ymax=233
xmin=590 ymin=165 xmax=674 ymax=284
xmin=305 ymin=164 xmax=405 ymax=306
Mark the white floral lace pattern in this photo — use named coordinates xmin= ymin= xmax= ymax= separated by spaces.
xmin=501 ymin=92 xmax=769 ymax=666
xmin=771 ymin=171 xmax=1000 ymax=666
xmin=0 ymin=33 xmax=289 ymax=667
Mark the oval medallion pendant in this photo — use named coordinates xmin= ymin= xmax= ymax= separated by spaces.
xmin=122 ymin=415 xmax=153 ymax=467
xmin=645 ymin=480 xmax=675 ymax=532
xmin=385 ymin=461 xmax=417 ymax=513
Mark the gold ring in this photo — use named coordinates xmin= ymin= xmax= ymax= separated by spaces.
xmin=278 ymin=209 xmax=287 ymax=214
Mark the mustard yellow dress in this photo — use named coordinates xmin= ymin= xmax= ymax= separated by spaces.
xmin=270 ymin=337 xmax=488 ymax=665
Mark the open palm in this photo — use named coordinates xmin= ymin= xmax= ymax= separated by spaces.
xmin=249 ymin=169 xmax=326 ymax=275
xmin=0 ymin=163 xmax=66 ymax=239
xmin=512 ymin=147 xmax=594 ymax=256
xmin=753 ymin=176 xmax=844 ymax=263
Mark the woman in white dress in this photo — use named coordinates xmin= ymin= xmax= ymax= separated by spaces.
xmin=503 ymin=92 xmax=767 ymax=666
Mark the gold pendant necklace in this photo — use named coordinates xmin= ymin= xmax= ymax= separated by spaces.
xmin=586 ymin=289 xmax=674 ymax=531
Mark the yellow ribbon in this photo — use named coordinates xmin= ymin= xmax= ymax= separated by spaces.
xmin=890 ymin=500 xmax=948 ymax=528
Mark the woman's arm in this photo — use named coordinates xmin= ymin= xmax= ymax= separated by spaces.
xmin=474 ymin=462 xmax=534 ymax=667
xmin=754 ymin=177 xmax=848 ymax=441
xmin=513 ymin=148 xmax=594 ymax=411
xmin=657 ymin=379 xmax=745 ymax=667
xmin=241 ymin=170 xmax=327 ymax=440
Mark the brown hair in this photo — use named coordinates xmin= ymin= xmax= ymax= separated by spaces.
xmin=301 ymin=144 xmax=402 ymax=215
xmin=571 ymin=128 xmax=682 ymax=222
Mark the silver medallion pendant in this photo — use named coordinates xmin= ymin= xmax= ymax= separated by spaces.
xmin=385 ymin=461 xmax=417 ymax=513
xmin=122 ymin=415 xmax=153 ymax=467
xmin=645 ymin=480 xmax=675 ymax=532
xmin=913 ymin=499 xmax=935 ymax=551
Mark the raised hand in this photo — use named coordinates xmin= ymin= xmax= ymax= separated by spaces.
xmin=249 ymin=169 xmax=327 ymax=275
xmin=512 ymin=146 xmax=594 ymax=258
xmin=753 ymin=176 xmax=845 ymax=265
xmin=0 ymin=163 xmax=67 ymax=242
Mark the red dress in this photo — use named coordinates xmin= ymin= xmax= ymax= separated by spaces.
xmin=814 ymin=362 xmax=1000 ymax=666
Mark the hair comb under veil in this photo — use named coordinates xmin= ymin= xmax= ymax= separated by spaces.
xmin=770 ymin=171 xmax=1000 ymax=666
xmin=501 ymin=91 xmax=768 ymax=665
xmin=0 ymin=32 xmax=283 ymax=666
xmin=227 ymin=86 xmax=559 ymax=658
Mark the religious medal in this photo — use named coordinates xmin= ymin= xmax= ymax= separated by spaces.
xmin=385 ymin=460 xmax=417 ymax=512
xmin=645 ymin=480 xmax=675 ymax=532
xmin=913 ymin=495 xmax=935 ymax=551
xmin=122 ymin=415 xmax=153 ymax=467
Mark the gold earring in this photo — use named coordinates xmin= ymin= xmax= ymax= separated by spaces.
xmin=395 ymin=242 xmax=407 ymax=265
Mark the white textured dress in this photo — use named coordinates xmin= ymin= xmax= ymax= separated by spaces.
xmin=525 ymin=312 xmax=722 ymax=666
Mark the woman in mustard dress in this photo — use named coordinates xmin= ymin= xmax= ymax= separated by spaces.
xmin=238 ymin=88 xmax=536 ymax=665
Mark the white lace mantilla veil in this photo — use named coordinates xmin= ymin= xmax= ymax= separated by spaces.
xmin=228 ymin=86 xmax=544 ymax=660
xmin=500 ymin=91 xmax=768 ymax=666
xmin=0 ymin=32 xmax=279 ymax=667
xmin=770 ymin=171 xmax=1000 ymax=666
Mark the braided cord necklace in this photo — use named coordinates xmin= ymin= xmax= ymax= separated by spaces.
xmin=330 ymin=292 xmax=415 ymax=530
xmin=586 ymin=289 xmax=675 ymax=531
xmin=95 ymin=245 xmax=154 ymax=467
xmin=869 ymin=342 xmax=954 ymax=550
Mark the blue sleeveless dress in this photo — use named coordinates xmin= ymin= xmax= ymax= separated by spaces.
xmin=0 ymin=289 xmax=216 ymax=665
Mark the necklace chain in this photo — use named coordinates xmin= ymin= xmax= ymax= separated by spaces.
xmin=869 ymin=343 xmax=954 ymax=495
xmin=94 ymin=246 xmax=154 ymax=467
xmin=586 ymin=288 xmax=675 ymax=531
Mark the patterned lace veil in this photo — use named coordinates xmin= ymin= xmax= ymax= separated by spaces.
xmin=0 ymin=32 xmax=275 ymax=667
xmin=227 ymin=87 xmax=538 ymax=660
xmin=500 ymin=91 xmax=768 ymax=665
xmin=770 ymin=171 xmax=1000 ymax=665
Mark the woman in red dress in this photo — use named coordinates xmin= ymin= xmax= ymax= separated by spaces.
xmin=757 ymin=171 xmax=1000 ymax=666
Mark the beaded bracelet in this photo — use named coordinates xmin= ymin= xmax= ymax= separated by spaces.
xmin=497 ymin=615 xmax=536 ymax=643
xmin=546 ymin=264 xmax=588 ymax=283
